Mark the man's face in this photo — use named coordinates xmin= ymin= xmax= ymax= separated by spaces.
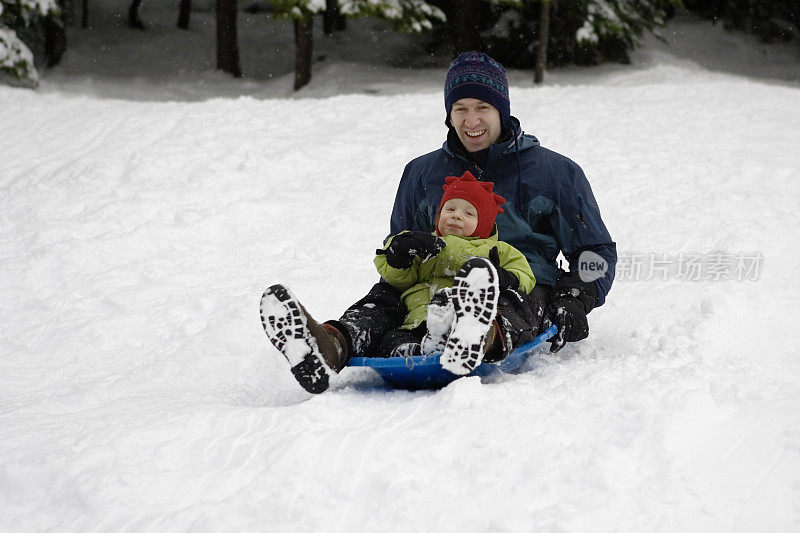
xmin=437 ymin=198 xmax=479 ymax=237
xmin=449 ymin=98 xmax=502 ymax=152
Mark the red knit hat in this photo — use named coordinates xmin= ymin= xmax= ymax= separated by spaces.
xmin=435 ymin=171 xmax=505 ymax=239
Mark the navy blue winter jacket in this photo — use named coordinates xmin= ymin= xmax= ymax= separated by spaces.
xmin=389 ymin=117 xmax=617 ymax=307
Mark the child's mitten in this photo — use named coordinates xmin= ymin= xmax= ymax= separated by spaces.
xmin=376 ymin=231 xmax=445 ymax=269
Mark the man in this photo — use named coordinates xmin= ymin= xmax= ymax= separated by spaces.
xmin=260 ymin=51 xmax=616 ymax=394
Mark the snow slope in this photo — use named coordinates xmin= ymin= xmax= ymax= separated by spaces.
xmin=2 ymin=9 xmax=800 ymax=533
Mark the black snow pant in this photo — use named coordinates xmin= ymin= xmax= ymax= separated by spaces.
xmin=329 ymin=281 xmax=553 ymax=359
xmin=376 ymin=324 xmax=427 ymax=357
xmin=326 ymin=281 xmax=407 ymax=357
xmin=492 ymin=285 xmax=552 ymax=359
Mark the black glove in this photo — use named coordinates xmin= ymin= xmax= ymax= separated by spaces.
xmin=488 ymin=246 xmax=520 ymax=291
xmin=546 ymin=272 xmax=597 ymax=353
xmin=376 ymin=231 xmax=445 ymax=269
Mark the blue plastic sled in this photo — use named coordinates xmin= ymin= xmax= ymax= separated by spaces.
xmin=347 ymin=324 xmax=558 ymax=390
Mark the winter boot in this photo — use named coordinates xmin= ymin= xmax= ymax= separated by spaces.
xmin=259 ymin=284 xmax=349 ymax=394
xmin=421 ymin=286 xmax=455 ymax=356
xmin=441 ymin=257 xmax=500 ymax=375
xmin=482 ymin=320 xmax=504 ymax=363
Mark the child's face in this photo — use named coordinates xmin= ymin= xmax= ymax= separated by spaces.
xmin=437 ymin=198 xmax=479 ymax=237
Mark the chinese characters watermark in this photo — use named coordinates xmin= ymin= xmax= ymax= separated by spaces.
xmin=614 ymin=252 xmax=763 ymax=281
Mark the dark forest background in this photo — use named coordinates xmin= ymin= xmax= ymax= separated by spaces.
xmin=2 ymin=0 xmax=798 ymax=89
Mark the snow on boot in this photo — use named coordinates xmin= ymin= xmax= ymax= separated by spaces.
xmin=259 ymin=284 xmax=348 ymax=394
xmin=421 ymin=286 xmax=455 ymax=356
xmin=441 ymin=257 xmax=499 ymax=375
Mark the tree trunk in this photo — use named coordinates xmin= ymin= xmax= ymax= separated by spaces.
xmin=294 ymin=15 xmax=313 ymax=91
xmin=451 ymin=0 xmax=480 ymax=55
xmin=323 ymin=0 xmax=346 ymax=34
xmin=216 ymin=0 xmax=241 ymax=77
xmin=177 ymin=0 xmax=192 ymax=30
xmin=82 ymin=0 xmax=89 ymax=28
xmin=128 ymin=0 xmax=145 ymax=29
xmin=534 ymin=0 xmax=554 ymax=84
xmin=44 ymin=17 xmax=67 ymax=67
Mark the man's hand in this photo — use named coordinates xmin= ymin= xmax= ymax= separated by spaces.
xmin=547 ymin=272 xmax=597 ymax=353
xmin=488 ymin=246 xmax=520 ymax=291
xmin=376 ymin=231 xmax=445 ymax=269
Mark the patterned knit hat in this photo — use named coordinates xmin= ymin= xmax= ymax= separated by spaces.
xmin=444 ymin=51 xmax=510 ymax=127
xmin=436 ymin=171 xmax=506 ymax=239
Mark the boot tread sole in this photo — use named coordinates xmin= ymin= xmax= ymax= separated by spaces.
xmin=260 ymin=284 xmax=330 ymax=394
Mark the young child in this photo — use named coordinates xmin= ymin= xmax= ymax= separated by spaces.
xmin=374 ymin=171 xmax=536 ymax=374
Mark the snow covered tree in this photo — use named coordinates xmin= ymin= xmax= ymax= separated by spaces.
xmin=269 ymin=0 xmax=445 ymax=90
xmin=481 ymin=0 xmax=679 ymax=70
xmin=338 ymin=0 xmax=445 ymax=33
xmin=1 ymin=0 xmax=59 ymax=86
xmin=571 ymin=0 xmax=677 ymax=60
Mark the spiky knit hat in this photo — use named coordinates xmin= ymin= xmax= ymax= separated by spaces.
xmin=436 ymin=171 xmax=506 ymax=239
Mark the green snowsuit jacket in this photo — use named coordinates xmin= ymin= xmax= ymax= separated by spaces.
xmin=374 ymin=231 xmax=536 ymax=330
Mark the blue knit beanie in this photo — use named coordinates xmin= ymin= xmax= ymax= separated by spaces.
xmin=444 ymin=51 xmax=510 ymax=127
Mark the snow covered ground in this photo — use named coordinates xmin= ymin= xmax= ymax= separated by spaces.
xmin=2 ymin=5 xmax=800 ymax=532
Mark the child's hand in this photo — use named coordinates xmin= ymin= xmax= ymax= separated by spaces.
xmin=376 ymin=231 xmax=445 ymax=269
